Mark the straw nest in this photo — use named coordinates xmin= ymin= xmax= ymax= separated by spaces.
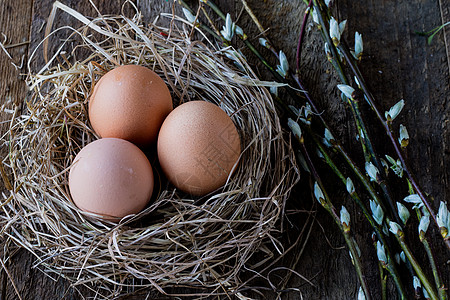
xmin=0 ymin=2 xmax=299 ymax=298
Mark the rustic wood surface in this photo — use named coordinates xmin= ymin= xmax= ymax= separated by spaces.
xmin=0 ymin=0 xmax=448 ymax=299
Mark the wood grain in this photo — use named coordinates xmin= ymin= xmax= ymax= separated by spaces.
xmin=0 ymin=1 xmax=33 ymax=299
xmin=0 ymin=0 xmax=448 ymax=299
xmin=0 ymin=0 xmax=31 ymax=103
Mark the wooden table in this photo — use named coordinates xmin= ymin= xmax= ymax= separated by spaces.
xmin=0 ymin=0 xmax=448 ymax=299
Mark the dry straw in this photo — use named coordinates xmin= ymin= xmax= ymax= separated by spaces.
xmin=0 ymin=1 xmax=299 ymax=298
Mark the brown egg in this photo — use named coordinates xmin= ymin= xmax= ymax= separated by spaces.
xmin=69 ymin=138 xmax=154 ymax=221
xmin=157 ymin=101 xmax=241 ymax=196
xmin=89 ymin=65 xmax=173 ymax=147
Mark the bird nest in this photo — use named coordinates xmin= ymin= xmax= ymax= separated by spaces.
xmin=0 ymin=2 xmax=299 ymax=298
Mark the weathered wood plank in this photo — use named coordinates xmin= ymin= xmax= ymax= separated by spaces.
xmin=0 ymin=0 xmax=31 ymax=114
xmin=0 ymin=1 xmax=33 ymax=299
xmin=0 ymin=0 xmax=448 ymax=299
xmin=229 ymin=0 xmax=449 ymax=299
xmin=268 ymin=0 xmax=448 ymax=298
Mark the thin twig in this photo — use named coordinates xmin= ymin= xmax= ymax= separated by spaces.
xmin=296 ymin=0 xmax=313 ymax=72
xmin=395 ymin=233 xmax=439 ymax=300
xmin=240 ymin=0 xmax=267 ymax=39
xmin=338 ymin=42 xmax=448 ymax=249
xmin=422 ymin=238 xmax=447 ymax=300
xmin=313 ymin=1 xmax=401 ymax=225
xmin=296 ymin=139 xmax=372 ymax=300
xmin=309 ymin=128 xmax=407 ymax=298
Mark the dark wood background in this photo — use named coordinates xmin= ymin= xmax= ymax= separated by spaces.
xmin=0 ymin=0 xmax=448 ymax=299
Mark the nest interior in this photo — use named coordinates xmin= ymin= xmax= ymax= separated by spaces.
xmin=0 ymin=2 xmax=299 ymax=297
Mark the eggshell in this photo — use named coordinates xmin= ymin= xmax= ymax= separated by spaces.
xmin=89 ymin=65 xmax=173 ymax=147
xmin=157 ymin=101 xmax=241 ymax=196
xmin=69 ymin=138 xmax=154 ymax=221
